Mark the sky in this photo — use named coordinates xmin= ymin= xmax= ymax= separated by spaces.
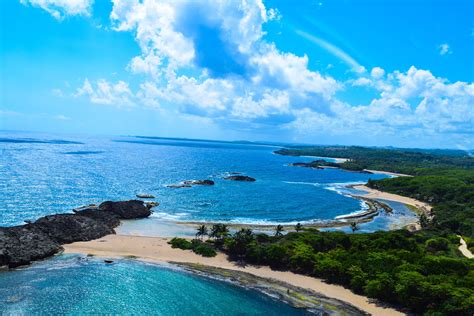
xmin=0 ymin=0 xmax=473 ymax=149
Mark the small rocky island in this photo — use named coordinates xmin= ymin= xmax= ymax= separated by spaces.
xmin=0 ymin=200 xmax=153 ymax=268
xmin=167 ymin=179 xmax=215 ymax=188
xmin=224 ymin=175 xmax=256 ymax=182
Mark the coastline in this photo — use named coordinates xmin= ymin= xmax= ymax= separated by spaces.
xmin=175 ymin=197 xmax=388 ymax=231
xmin=64 ymin=234 xmax=404 ymax=315
xmin=349 ymin=185 xmax=431 ymax=215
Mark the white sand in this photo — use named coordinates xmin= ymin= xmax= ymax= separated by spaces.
xmin=364 ymin=170 xmax=413 ymax=177
xmin=351 ymin=185 xmax=432 ymax=215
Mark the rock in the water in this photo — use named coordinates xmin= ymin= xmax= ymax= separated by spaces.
xmin=98 ymin=200 xmax=151 ymax=219
xmin=0 ymin=200 xmax=153 ymax=269
xmin=224 ymin=175 xmax=256 ymax=182
xmin=136 ymin=194 xmax=155 ymax=199
xmin=290 ymin=162 xmax=323 ymax=169
xmin=167 ymin=184 xmax=192 ymax=188
xmin=167 ymin=179 xmax=214 ymax=188
xmin=104 ymin=259 xmax=114 ymax=264
xmin=145 ymin=201 xmax=160 ymax=209
xmin=183 ymin=180 xmax=215 ymax=186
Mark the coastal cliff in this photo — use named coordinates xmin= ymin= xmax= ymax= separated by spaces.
xmin=0 ymin=200 xmax=152 ymax=268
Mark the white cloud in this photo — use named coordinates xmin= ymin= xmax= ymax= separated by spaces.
xmin=267 ymin=8 xmax=282 ymax=21
xmin=289 ymin=66 xmax=474 ymax=146
xmin=104 ymin=0 xmax=340 ymax=122
xmin=74 ymin=78 xmax=135 ymax=107
xmin=20 ymin=0 xmax=93 ymax=19
xmin=439 ymin=43 xmax=451 ymax=55
xmin=30 ymin=0 xmax=472 ymax=146
xmin=370 ymin=67 xmax=385 ymax=79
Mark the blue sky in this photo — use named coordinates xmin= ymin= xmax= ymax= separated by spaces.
xmin=1 ymin=0 xmax=473 ymax=148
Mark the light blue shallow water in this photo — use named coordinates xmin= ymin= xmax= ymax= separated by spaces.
xmin=0 ymin=131 xmax=392 ymax=227
xmin=0 ymin=255 xmax=310 ymax=315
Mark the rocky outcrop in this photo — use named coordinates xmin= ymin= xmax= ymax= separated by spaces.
xmin=98 ymin=200 xmax=151 ymax=219
xmin=0 ymin=200 xmax=152 ymax=269
xmin=224 ymin=175 xmax=256 ymax=182
xmin=136 ymin=194 xmax=155 ymax=199
xmin=183 ymin=180 xmax=215 ymax=186
xmin=0 ymin=225 xmax=61 ymax=268
xmin=167 ymin=179 xmax=215 ymax=188
xmin=290 ymin=162 xmax=323 ymax=169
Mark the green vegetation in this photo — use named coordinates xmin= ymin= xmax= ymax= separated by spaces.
xmin=276 ymin=146 xmax=474 ymax=174
xmin=168 ymin=237 xmax=217 ymax=257
xmin=222 ymin=229 xmax=474 ymax=314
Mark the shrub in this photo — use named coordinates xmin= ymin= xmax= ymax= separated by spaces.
xmin=168 ymin=237 xmax=192 ymax=250
xmin=425 ymin=237 xmax=450 ymax=252
xmin=193 ymin=243 xmax=217 ymax=257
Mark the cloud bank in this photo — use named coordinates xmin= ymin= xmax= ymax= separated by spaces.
xmin=27 ymin=0 xmax=474 ymax=147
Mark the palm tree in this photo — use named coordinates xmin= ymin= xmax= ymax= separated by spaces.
xmin=210 ymin=224 xmax=220 ymax=240
xmin=350 ymin=222 xmax=358 ymax=233
xmin=196 ymin=224 xmax=208 ymax=240
xmin=295 ymin=222 xmax=302 ymax=232
xmin=220 ymin=224 xmax=230 ymax=238
xmin=275 ymin=224 xmax=284 ymax=237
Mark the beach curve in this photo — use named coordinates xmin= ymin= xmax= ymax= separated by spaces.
xmin=64 ymin=234 xmax=404 ymax=315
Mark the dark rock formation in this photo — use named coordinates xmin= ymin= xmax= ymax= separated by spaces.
xmin=224 ymin=175 xmax=256 ymax=182
xmin=145 ymin=201 xmax=159 ymax=209
xmin=167 ymin=184 xmax=192 ymax=188
xmin=167 ymin=179 xmax=214 ymax=188
xmin=290 ymin=162 xmax=323 ymax=169
xmin=98 ymin=200 xmax=151 ymax=219
xmin=183 ymin=180 xmax=215 ymax=186
xmin=73 ymin=207 xmax=121 ymax=228
xmin=34 ymin=214 xmax=115 ymax=244
xmin=0 ymin=200 xmax=152 ymax=269
xmin=0 ymin=225 xmax=61 ymax=268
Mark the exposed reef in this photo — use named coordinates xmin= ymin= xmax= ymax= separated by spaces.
xmin=224 ymin=175 xmax=256 ymax=182
xmin=136 ymin=194 xmax=155 ymax=199
xmin=0 ymin=200 xmax=152 ymax=268
xmin=167 ymin=179 xmax=215 ymax=188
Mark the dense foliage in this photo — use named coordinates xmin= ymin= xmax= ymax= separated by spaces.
xmin=222 ymin=229 xmax=474 ymax=315
xmin=168 ymin=237 xmax=217 ymax=257
xmin=276 ymin=146 xmax=474 ymax=174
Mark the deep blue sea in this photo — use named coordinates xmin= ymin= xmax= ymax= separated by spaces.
xmin=0 ymin=131 xmax=401 ymax=228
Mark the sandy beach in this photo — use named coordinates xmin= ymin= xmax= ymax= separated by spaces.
xmin=350 ymin=185 xmax=432 ymax=215
xmin=64 ymin=234 xmax=403 ymax=315
xmin=363 ymin=170 xmax=413 ymax=177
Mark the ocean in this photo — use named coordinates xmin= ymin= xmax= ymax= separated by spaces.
xmin=0 ymin=131 xmax=418 ymax=314
xmin=0 ymin=131 xmax=409 ymax=229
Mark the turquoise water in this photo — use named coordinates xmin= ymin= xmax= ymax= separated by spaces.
xmin=0 ymin=131 xmax=391 ymax=227
xmin=0 ymin=255 xmax=310 ymax=315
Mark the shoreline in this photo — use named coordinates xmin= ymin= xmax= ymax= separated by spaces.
xmin=349 ymin=185 xmax=431 ymax=215
xmin=175 ymin=197 xmax=389 ymax=231
xmin=64 ymin=234 xmax=404 ymax=315
xmin=348 ymin=184 xmax=430 ymax=231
